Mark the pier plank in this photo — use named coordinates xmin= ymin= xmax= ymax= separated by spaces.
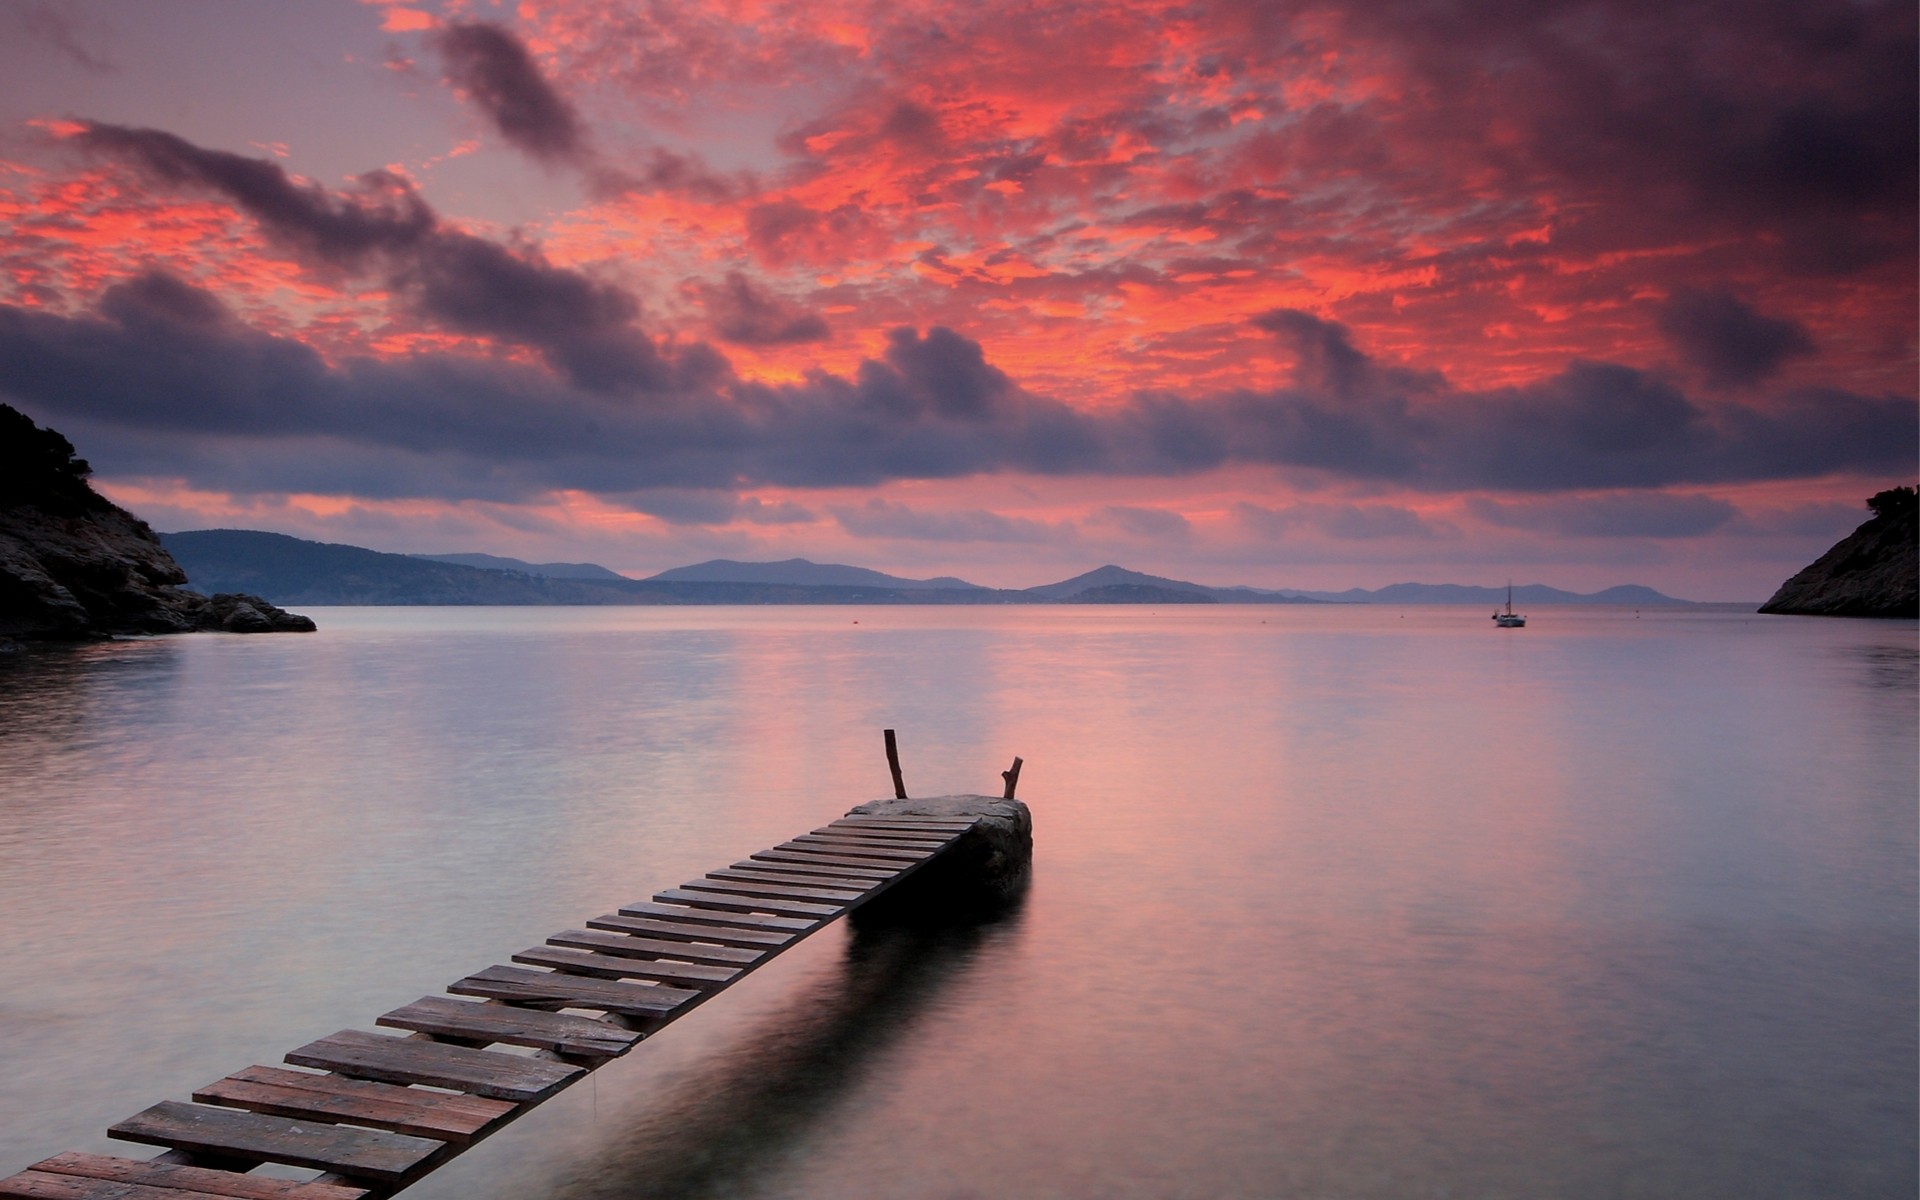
xmin=1 ymin=1152 xmax=367 ymax=1200
xmin=652 ymin=888 xmax=841 ymax=918
xmin=681 ymin=876 xmax=867 ymax=904
xmin=547 ymin=928 xmax=763 ymax=965
xmin=792 ymin=830 xmax=943 ymax=849
xmin=616 ymin=901 xmax=816 ymax=932
xmin=376 ymin=996 xmax=640 ymax=1059
xmin=0 ymin=1173 xmax=246 ymax=1200
xmin=748 ymin=848 xmax=921 ymax=873
xmin=512 ymin=945 xmax=740 ymax=988
xmin=448 ymin=965 xmax=698 ymax=1017
xmin=780 ymin=837 xmax=930 ymax=862
xmin=830 ymin=820 xmax=975 ymax=835
xmin=810 ymin=827 xmax=952 ymax=847
xmin=709 ymin=866 xmax=882 ymax=891
xmin=728 ymin=857 xmax=895 ymax=881
xmin=584 ymin=911 xmax=796 ymax=947
xmin=285 ymin=1031 xmax=582 ymax=1103
xmin=108 ymin=1102 xmax=442 ymax=1185
xmin=194 ymin=1066 xmax=512 ymax=1145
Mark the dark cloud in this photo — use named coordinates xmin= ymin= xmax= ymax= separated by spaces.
xmin=401 ymin=232 xmax=671 ymax=393
xmin=692 ymin=272 xmax=829 ymax=345
xmin=75 ymin=123 xmax=435 ymax=266
xmin=589 ymin=148 xmax=741 ymax=203
xmin=1656 ymin=288 xmax=1816 ymax=387
xmin=73 ymin=124 xmax=677 ymax=393
xmin=1336 ymin=0 xmax=1918 ymax=272
xmin=0 ymin=285 xmax=1909 ymax=506
xmin=436 ymin=22 xmax=588 ymax=165
xmin=613 ymin=488 xmax=746 ymax=525
xmin=1467 ymin=493 xmax=1739 ymax=538
xmin=1253 ymin=308 xmax=1443 ymax=400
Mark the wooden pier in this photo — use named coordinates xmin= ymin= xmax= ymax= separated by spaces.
xmin=0 ymin=811 xmax=990 ymax=1200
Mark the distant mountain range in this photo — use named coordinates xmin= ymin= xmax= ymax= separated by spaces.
xmin=411 ymin=552 xmax=627 ymax=580
xmin=161 ymin=530 xmax=1695 ymax=607
xmin=645 ymin=557 xmax=982 ymax=591
xmin=1281 ymin=582 xmax=1689 ymax=606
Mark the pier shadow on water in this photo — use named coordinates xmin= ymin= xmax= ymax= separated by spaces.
xmin=547 ymin=899 xmax=1024 ymax=1200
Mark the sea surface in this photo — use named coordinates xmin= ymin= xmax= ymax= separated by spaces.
xmin=0 ymin=605 xmax=1913 ymax=1199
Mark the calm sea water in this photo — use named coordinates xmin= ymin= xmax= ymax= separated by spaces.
xmin=0 ymin=605 xmax=1913 ymax=1199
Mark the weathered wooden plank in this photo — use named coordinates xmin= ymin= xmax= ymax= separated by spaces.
xmin=747 ymin=847 xmax=919 ymax=874
xmin=807 ymin=826 xmax=951 ymax=847
xmin=728 ymin=856 xmax=895 ymax=882
xmin=584 ymin=911 xmax=796 ymax=948
xmin=108 ymin=1101 xmax=443 ymax=1185
xmin=780 ymin=837 xmax=930 ymax=862
xmin=830 ymin=816 xmax=975 ymax=832
xmin=792 ymin=831 xmax=945 ymax=853
xmin=616 ymin=901 xmax=816 ymax=933
xmin=652 ymin=887 xmax=842 ymax=918
xmin=194 ymin=1066 xmax=513 ymax=1145
xmin=681 ymin=876 xmax=866 ymax=904
xmin=814 ymin=821 xmax=956 ymax=840
xmin=0 ymin=1171 xmax=227 ymax=1200
xmin=285 ymin=1031 xmax=581 ymax=1104
xmin=512 ymin=945 xmax=740 ymax=989
xmin=448 ymin=965 xmax=698 ymax=1017
xmin=547 ymin=928 xmax=764 ymax=965
xmin=376 ymin=996 xmax=641 ymax=1058
xmin=0 ymin=1152 xmax=367 ymax=1199
xmin=708 ymin=866 xmax=881 ymax=892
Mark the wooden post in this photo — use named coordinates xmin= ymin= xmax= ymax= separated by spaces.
xmin=1001 ymin=756 xmax=1023 ymax=800
xmin=883 ymin=729 xmax=907 ymax=799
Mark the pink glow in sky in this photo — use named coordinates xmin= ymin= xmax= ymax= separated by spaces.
xmin=0 ymin=0 xmax=1913 ymax=597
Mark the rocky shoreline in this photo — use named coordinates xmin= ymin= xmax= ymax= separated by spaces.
xmin=1759 ymin=487 xmax=1917 ymax=619
xmin=1 ymin=404 xmax=314 ymax=652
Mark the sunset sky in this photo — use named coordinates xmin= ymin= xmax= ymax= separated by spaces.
xmin=0 ymin=0 xmax=1912 ymax=598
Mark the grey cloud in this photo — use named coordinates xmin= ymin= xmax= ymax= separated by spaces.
xmin=1467 ymin=492 xmax=1739 ymax=538
xmin=436 ymin=22 xmax=588 ymax=165
xmin=1656 ymin=288 xmax=1816 ymax=387
xmin=74 ymin=124 xmax=678 ymax=393
xmin=615 ymin=488 xmax=746 ymax=525
xmin=694 ymin=272 xmax=829 ymax=346
xmin=76 ymin=123 xmax=435 ymax=267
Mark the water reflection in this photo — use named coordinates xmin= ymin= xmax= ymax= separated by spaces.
xmin=0 ymin=639 xmax=185 ymax=792
xmin=1853 ymin=641 xmax=1919 ymax=692
xmin=553 ymin=913 xmax=1016 ymax=1200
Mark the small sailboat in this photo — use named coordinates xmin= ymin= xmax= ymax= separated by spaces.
xmin=1492 ymin=582 xmax=1526 ymax=627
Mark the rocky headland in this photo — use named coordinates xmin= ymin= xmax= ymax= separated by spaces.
xmin=1759 ymin=487 xmax=1918 ymax=618
xmin=0 ymin=404 xmax=314 ymax=651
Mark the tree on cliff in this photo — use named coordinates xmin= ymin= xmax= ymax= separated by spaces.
xmin=0 ymin=403 xmax=109 ymax=514
xmin=1866 ymin=486 xmax=1916 ymax=520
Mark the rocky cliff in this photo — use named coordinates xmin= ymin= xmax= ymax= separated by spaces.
xmin=0 ymin=404 xmax=314 ymax=648
xmin=1759 ymin=487 xmax=1918 ymax=618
